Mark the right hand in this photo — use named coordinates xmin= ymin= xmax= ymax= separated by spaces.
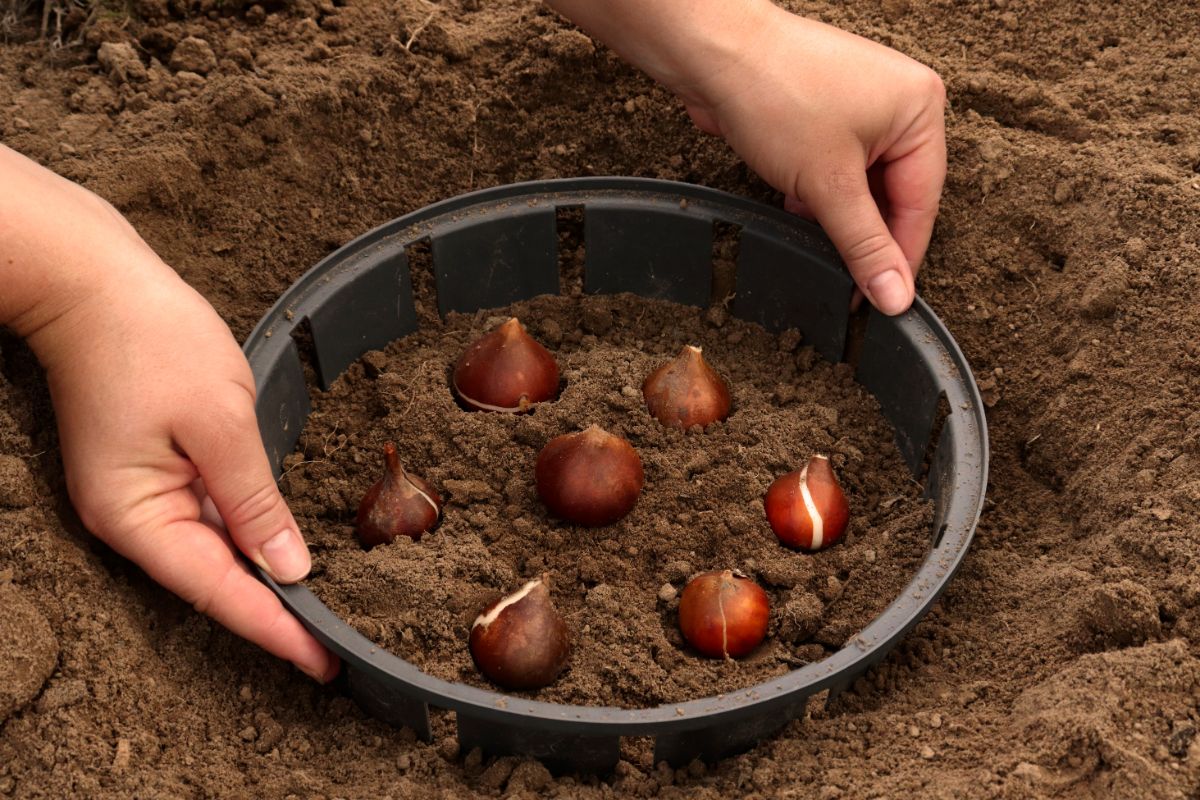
xmin=677 ymin=7 xmax=947 ymax=314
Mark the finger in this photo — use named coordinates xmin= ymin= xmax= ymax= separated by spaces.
xmin=113 ymin=511 xmax=338 ymax=682
xmin=197 ymin=484 xmax=224 ymax=530
xmin=175 ymin=389 xmax=310 ymax=584
xmin=867 ymin=163 xmax=890 ymax=220
xmin=802 ymin=167 xmax=914 ymax=316
xmin=882 ymin=133 xmax=946 ymax=277
xmin=684 ymin=102 xmax=722 ymax=136
xmin=783 ymin=194 xmax=816 ymax=220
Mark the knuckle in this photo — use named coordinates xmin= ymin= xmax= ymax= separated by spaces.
xmin=841 ymin=231 xmax=896 ymax=269
xmin=190 ymin=584 xmax=215 ymax=616
xmin=821 ymin=169 xmax=867 ymax=201
xmin=230 ymin=372 xmax=258 ymax=406
xmin=920 ymin=67 xmax=947 ymax=106
xmin=195 ymin=393 xmax=260 ymax=462
xmin=258 ymin=603 xmax=293 ymax=643
xmin=191 ymin=562 xmax=238 ymax=617
xmin=222 ymin=481 xmax=288 ymax=530
xmin=210 ymin=392 xmax=258 ymax=435
xmin=67 ymin=478 xmax=128 ymax=541
xmin=75 ymin=502 xmax=116 ymax=539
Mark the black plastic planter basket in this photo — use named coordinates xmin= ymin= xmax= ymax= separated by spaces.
xmin=243 ymin=178 xmax=988 ymax=772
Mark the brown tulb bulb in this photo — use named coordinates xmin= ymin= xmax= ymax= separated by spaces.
xmin=453 ymin=317 xmax=560 ymax=412
xmin=355 ymin=443 xmax=442 ymax=549
xmin=642 ymin=345 xmax=731 ymax=430
xmin=764 ymin=455 xmax=850 ymax=551
xmin=678 ymin=570 xmax=770 ymax=659
xmin=469 ymin=575 xmax=571 ymax=690
xmin=535 ymin=424 xmax=644 ymax=527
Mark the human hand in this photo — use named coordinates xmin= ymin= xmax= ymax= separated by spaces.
xmin=546 ymin=0 xmax=946 ymax=315
xmin=5 ymin=154 xmax=337 ymax=682
xmin=679 ymin=8 xmax=946 ymax=315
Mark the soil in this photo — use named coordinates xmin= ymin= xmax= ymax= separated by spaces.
xmin=290 ymin=292 xmax=930 ymax=707
xmin=1 ymin=0 xmax=1199 ymax=798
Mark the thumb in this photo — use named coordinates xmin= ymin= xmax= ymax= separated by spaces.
xmin=176 ymin=393 xmax=311 ymax=584
xmin=803 ymin=168 xmax=915 ymax=316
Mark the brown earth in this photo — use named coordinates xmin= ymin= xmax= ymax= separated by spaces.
xmin=1 ymin=0 xmax=1199 ymax=798
xmin=291 ymin=292 xmax=932 ymax=708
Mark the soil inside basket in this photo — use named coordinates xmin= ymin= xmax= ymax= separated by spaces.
xmin=285 ymin=286 xmax=932 ymax=708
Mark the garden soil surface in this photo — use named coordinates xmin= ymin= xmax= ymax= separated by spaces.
xmin=292 ymin=292 xmax=932 ymax=708
xmin=2 ymin=0 xmax=1200 ymax=798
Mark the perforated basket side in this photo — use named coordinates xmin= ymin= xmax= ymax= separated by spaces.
xmin=244 ymin=178 xmax=987 ymax=771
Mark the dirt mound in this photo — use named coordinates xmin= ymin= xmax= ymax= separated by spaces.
xmin=1012 ymin=641 xmax=1200 ymax=798
xmin=0 ymin=581 xmax=59 ymax=723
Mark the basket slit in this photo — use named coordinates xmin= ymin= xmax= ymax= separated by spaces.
xmin=347 ymin=667 xmax=432 ymax=741
xmin=924 ymin=413 xmax=960 ymax=535
xmin=405 ymin=236 xmax=438 ymax=322
xmin=555 ymin=204 xmax=586 ymax=297
xmin=583 ymin=199 xmax=713 ymax=306
xmin=840 ymin=304 xmax=870 ymax=368
xmin=856 ymin=310 xmax=940 ymax=476
xmin=457 ymin=713 xmax=620 ymax=774
xmin=729 ymin=221 xmax=852 ymax=363
xmin=305 ymin=246 xmax=419 ymax=390
xmin=710 ymin=218 xmax=741 ymax=308
xmin=653 ymin=698 xmax=803 ymax=767
xmin=919 ymin=391 xmax=952 ymax=489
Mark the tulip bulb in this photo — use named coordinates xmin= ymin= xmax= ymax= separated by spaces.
xmin=678 ymin=570 xmax=770 ymax=659
xmin=535 ymin=425 xmax=644 ymax=527
xmin=355 ymin=443 xmax=442 ymax=549
xmin=764 ymin=455 xmax=850 ymax=551
xmin=469 ymin=576 xmax=571 ymax=690
xmin=642 ymin=345 xmax=731 ymax=429
xmin=453 ymin=317 xmax=559 ymax=413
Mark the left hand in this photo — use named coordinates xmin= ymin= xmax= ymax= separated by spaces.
xmin=3 ymin=152 xmax=339 ymax=682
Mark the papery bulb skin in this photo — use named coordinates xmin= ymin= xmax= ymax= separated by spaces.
xmin=642 ymin=345 xmax=731 ymax=430
xmin=469 ymin=576 xmax=571 ymax=690
xmin=764 ymin=455 xmax=850 ymax=551
xmin=453 ymin=317 xmax=560 ymax=413
xmin=355 ymin=443 xmax=442 ymax=549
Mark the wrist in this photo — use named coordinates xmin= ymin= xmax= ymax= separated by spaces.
xmin=23 ymin=252 xmax=176 ymax=375
xmin=0 ymin=146 xmax=170 ymax=360
xmin=647 ymin=0 xmax=779 ymax=108
xmin=547 ymin=0 xmax=778 ymax=109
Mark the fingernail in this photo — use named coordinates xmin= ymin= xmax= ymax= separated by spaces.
xmin=261 ymin=529 xmax=311 ymax=583
xmin=867 ymin=270 xmax=911 ymax=315
xmin=297 ymin=661 xmax=328 ymax=683
xmin=297 ymin=655 xmax=340 ymax=683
